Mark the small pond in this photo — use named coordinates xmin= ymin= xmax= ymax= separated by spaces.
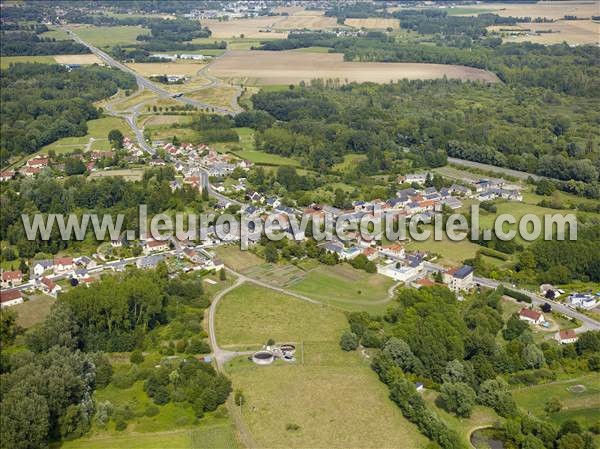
xmin=470 ymin=428 xmax=506 ymax=449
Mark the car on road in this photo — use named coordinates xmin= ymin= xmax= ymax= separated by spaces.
xmin=172 ymin=93 xmax=183 ymax=98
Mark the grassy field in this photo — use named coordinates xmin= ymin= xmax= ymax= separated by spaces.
xmin=214 ymin=127 xmax=301 ymax=167
xmin=219 ymin=284 xmax=426 ymax=448
xmin=186 ymin=86 xmax=239 ymax=110
xmin=0 ymin=55 xmax=56 ymax=69
xmin=332 ymin=154 xmax=367 ymax=172
xmin=13 ymin=295 xmax=56 ymax=329
xmin=69 ymin=25 xmax=150 ymax=49
xmin=215 ymin=246 xmax=265 ymax=272
xmin=41 ymin=117 xmax=132 ymax=154
xmin=512 ymin=373 xmax=600 ymax=428
xmin=208 ymin=50 xmax=500 ymax=86
xmin=215 ymin=283 xmax=347 ymax=348
xmin=290 ymin=264 xmax=395 ymax=312
xmin=126 ymin=62 xmax=206 ymax=77
xmin=89 ymin=168 xmax=145 ymax=182
xmin=54 ymin=54 xmax=103 ymax=64
xmin=405 ymin=231 xmax=481 ymax=267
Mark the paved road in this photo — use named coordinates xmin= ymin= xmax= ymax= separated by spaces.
xmin=447 ymin=157 xmax=545 ymax=181
xmin=64 ymin=26 xmax=237 ymax=115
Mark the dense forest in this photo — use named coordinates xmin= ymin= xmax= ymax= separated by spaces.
xmin=0 ymin=63 xmax=136 ymax=163
xmin=340 ymin=286 xmax=600 ymax=449
xmin=247 ymin=80 xmax=599 ymax=197
xmin=0 ymin=26 xmax=90 ymax=56
xmin=0 ymin=268 xmax=230 ymax=448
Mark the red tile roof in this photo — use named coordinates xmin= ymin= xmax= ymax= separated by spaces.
xmin=558 ymin=329 xmax=577 ymax=340
xmin=519 ymin=308 xmax=542 ymax=321
xmin=2 ymin=270 xmax=22 ymax=281
xmin=41 ymin=277 xmax=57 ymax=290
xmin=54 ymin=257 xmax=73 ymax=266
xmin=0 ymin=289 xmax=22 ymax=303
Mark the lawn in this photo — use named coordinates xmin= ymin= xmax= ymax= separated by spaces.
xmin=512 ymin=373 xmax=600 ymax=428
xmin=215 ymin=283 xmax=347 ymax=348
xmin=219 ymin=284 xmax=426 ymax=448
xmin=69 ymin=25 xmax=150 ymax=49
xmin=332 ymin=154 xmax=367 ymax=172
xmin=405 ymin=230 xmax=481 ymax=267
xmin=89 ymin=168 xmax=144 ymax=182
xmin=290 ymin=263 xmax=395 ymax=312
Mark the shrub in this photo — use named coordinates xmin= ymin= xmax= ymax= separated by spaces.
xmin=339 ymin=330 xmax=359 ymax=351
xmin=130 ymin=350 xmax=144 ymax=364
xmin=111 ymin=372 xmax=135 ymax=389
xmin=144 ymin=405 xmax=160 ymax=417
xmin=115 ymin=420 xmax=127 ymax=431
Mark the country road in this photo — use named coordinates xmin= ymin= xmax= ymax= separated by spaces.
xmin=447 ymin=157 xmax=546 ymax=181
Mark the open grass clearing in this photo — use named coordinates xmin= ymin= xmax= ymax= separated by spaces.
xmin=332 ymin=154 xmax=367 ymax=172
xmin=215 ymin=246 xmax=264 ymax=272
xmin=219 ymin=284 xmax=426 ymax=448
xmin=208 ymin=50 xmax=500 ymax=85
xmin=89 ymin=168 xmax=144 ymax=182
xmin=203 ymin=18 xmax=289 ymax=39
xmin=39 ymin=117 xmax=132 ymax=155
xmin=242 ymin=263 xmax=307 ymax=289
xmin=290 ymin=263 xmax=395 ymax=312
xmin=139 ymin=114 xmax=194 ymax=127
xmin=186 ymin=86 xmax=239 ymax=110
xmin=13 ymin=295 xmax=56 ymax=329
xmin=512 ymin=373 xmax=600 ymax=427
xmin=422 ymin=390 xmax=501 ymax=447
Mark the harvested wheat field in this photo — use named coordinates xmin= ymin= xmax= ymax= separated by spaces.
xmin=453 ymin=1 xmax=600 ymax=19
xmin=208 ymin=50 xmax=500 ymax=85
xmin=204 ymin=17 xmax=288 ymax=39
xmin=346 ymin=18 xmax=400 ymax=29
xmin=491 ymin=20 xmax=599 ymax=45
xmin=275 ymin=14 xmax=338 ymax=29
xmin=53 ymin=54 xmax=103 ymax=64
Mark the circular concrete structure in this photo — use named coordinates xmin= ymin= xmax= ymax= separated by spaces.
xmin=252 ymin=350 xmax=274 ymax=365
xmin=280 ymin=344 xmax=296 ymax=356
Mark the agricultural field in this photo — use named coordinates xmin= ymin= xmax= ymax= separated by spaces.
xmin=203 ymin=18 xmax=289 ymax=39
xmin=139 ymin=114 xmax=194 ymax=127
xmin=126 ymin=62 xmax=206 ymax=77
xmin=208 ymin=51 xmax=500 ymax=85
xmin=512 ymin=373 xmax=600 ymax=428
xmin=215 ymin=246 xmax=265 ymax=272
xmin=345 ymin=18 xmax=400 ymax=29
xmin=218 ymin=284 xmax=427 ymax=448
xmin=54 ymin=54 xmax=103 ymax=64
xmin=68 ymin=25 xmax=150 ymax=49
xmin=489 ymin=20 xmax=600 ymax=45
xmin=448 ymin=1 xmax=600 ymax=20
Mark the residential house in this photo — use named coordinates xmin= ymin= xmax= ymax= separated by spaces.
xmin=568 ymin=293 xmax=597 ymax=310
xmin=518 ymin=308 xmax=544 ymax=325
xmin=1 ymin=270 xmax=23 ymax=288
xmin=32 ymin=260 xmax=54 ymax=277
xmin=40 ymin=277 xmax=62 ymax=297
xmin=398 ymin=173 xmax=429 ymax=185
xmin=0 ymin=289 xmax=23 ymax=308
xmin=248 ymin=191 xmax=265 ymax=204
xmin=443 ymin=265 xmax=474 ymax=292
xmin=0 ymin=170 xmax=15 ymax=182
xmin=54 ymin=257 xmax=74 ymax=273
xmin=27 ymin=157 xmax=49 ymax=168
xmin=555 ymin=329 xmax=578 ymax=344
xmin=378 ymin=244 xmax=405 ymax=259
xmin=144 ymin=240 xmax=170 ymax=254
xmin=266 ymin=197 xmax=281 ymax=209
xmin=449 ymin=184 xmax=472 ymax=197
